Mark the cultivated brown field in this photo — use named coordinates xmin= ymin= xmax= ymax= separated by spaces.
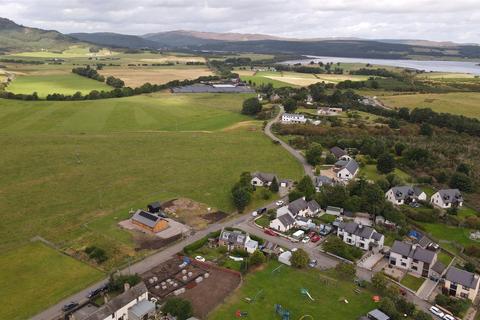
xmin=100 ymin=67 xmax=213 ymax=87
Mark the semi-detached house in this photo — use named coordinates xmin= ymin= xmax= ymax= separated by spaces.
xmin=389 ymin=241 xmax=437 ymax=278
xmin=337 ymin=221 xmax=384 ymax=251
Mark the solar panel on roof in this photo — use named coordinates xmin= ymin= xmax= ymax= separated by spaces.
xmin=139 ymin=211 xmax=158 ymax=222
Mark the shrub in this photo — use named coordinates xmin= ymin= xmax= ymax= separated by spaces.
xmin=241 ymin=98 xmax=262 ymax=115
xmin=162 ymin=298 xmax=193 ymax=320
xmin=249 ymin=250 xmax=266 ymax=266
xmin=85 ymin=246 xmax=107 ymax=263
xmin=290 ymin=249 xmax=309 ymax=268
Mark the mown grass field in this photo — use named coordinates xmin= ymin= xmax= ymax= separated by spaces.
xmin=379 ymin=92 xmax=480 ymax=119
xmin=12 ymin=46 xmax=117 ymax=58
xmin=360 ymin=164 xmax=412 ymax=183
xmin=100 ymin=66 xmax=212 ymax=87
xmin=0 ymin=91 xmax=304 ymax=317
xmin=0 ymin=242 xmax=104 ymax=320
xmin=400 ymin=274 xmax=424 ymax=292
xmin=6 ymin=73 xmax=112 ymax=97
xmin=209 ymin=261 xmax=377 ymax=320
xmin=241 ymin=73 xmax=295 ymax=88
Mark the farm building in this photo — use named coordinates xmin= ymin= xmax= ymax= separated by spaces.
xmin=132 ymin=210 xmax=169 ymax=233
xmin=147 ymin=201 xmax=161 ymax=213
xmin=281 ymin=113 xmax=307 ymax=124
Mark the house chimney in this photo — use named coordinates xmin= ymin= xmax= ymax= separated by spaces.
xmin=124 ymin=282 xmax=131 ymax=292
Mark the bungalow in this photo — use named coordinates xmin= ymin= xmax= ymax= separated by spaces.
xmin=251 ymin=172 xmax=277 ymax=187
xmin=389 ymin=241 xmax=437 ymax=277
xmin=431 ymin=189 xmax=463 ymax=209
xmin=314 ymin=175 xmax=335 ymax=191
xmin=81 ymin=282 xmax=154 ymax=320
xmin=218 ymin=229 xmax=247 ymax=251
xmin=385 ymin=186 xmax=427 ymax=206
xmin=281 ymin=113 xmax=307 ymax=124
xmin=131 ymin=210 xmax=169 ymax=233
xmin=270 ymin=213 xmax=296 ymax=232
xmin=337 ymin=221 xmax=384 ymax=250
xmin=334 ymin=159 xmax=359 ymax=181
xmin=443 ymin=266 xmax=480 ymax=301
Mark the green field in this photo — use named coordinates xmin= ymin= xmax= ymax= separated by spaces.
xmin=0 ymin=242 xmax=103 ymax=320
xmin=209 ymin=261 xmax=377 ymax=320
xmin=0 ymin=91 xmax=303 ymax=317
xmin=7 ymin=74 xmax=112 ymax=97
xmin=360 ymin=164 xmax=412 ymax=183
xmin=13 ymin=47 xmax=117 ymax=58
xmin=419 ymin=222 xmax=474 ymax=247
xmin=379 ymin=92 xmax=480 ymax=119
xmin=241 ymin=74 xmax=295 ymax=88
xmin=400 ymin=274 xmax=424 ymax=292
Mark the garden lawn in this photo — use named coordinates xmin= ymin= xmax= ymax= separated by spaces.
xmin=255 ymin=215 xmax=270 ymax=228
xmin=6 ymin=73 xmax=112 ymax=97
xmin=209 ymin=261 xmax=377 ymax=320
xmin=0 ymin=242 xmax=104 ymax=320
xmin=379 ymin=92 xmax=480 ymax=119
xmin=419 ymin=222 xmax=474 ymax=247
xmin=360 ymin=164 xmax=412 ymax=183
xmin=400 ymin=274 xmax=424 ymax=292
xmin=437 ymin=251 xmax=454 ymax=266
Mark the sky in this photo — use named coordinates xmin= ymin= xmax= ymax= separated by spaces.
xmin=1 ymin=0 xmax=480 ymax=43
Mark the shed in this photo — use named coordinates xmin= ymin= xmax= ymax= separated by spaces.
xmin=367 ymin=309 xmax=390 ymax=320
xmin=147 ymin=201 xmax=161 ymax=213
xmin=278 ymin=251 xmax=292 ymax=266
xmin=326 ymin=206 xmax=344 ymax=216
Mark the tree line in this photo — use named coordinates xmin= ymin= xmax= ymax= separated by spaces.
xmin=0 ymin=75 xmax=220 ymax=101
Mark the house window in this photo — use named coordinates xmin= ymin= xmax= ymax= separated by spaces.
xmin=401 ymin=262 xmax=407 ymax=267
xmin=412 ymin=266 xmax=418 ymax=271
xmin=460 ymin=292 xmax=469 ymax=299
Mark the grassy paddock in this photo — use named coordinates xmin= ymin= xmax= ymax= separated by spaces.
xmin=0 ymin=242 xmax=103 ymax=320
xmin=209 ymin=261 xmax=377 ymax=320
xmin=6 ymin=73 xmax=112 ymax=97
xmin=379 ymin=92 xmax=480 ymax=119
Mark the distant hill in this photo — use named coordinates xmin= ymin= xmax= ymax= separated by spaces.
xmin=0 ymin=17 xmax=83 ymax=52
xmin=70 ymin=32 xmax=161 ymax=49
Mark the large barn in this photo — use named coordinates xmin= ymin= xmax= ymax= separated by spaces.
xmin=131 ymin=210 xmax=169 ymax=233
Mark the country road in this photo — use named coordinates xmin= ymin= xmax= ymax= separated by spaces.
xmin=264 ymin=105 xmax=315 ymax=179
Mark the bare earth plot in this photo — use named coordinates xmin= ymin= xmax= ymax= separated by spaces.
xmin=100 ymin=67 xmax=213 ymax=87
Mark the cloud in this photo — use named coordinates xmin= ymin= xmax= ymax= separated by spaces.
xmin=0 ymin=0 xmax=479 ymax=43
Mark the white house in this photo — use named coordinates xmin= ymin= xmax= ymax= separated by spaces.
xmin=389 ymin=241 xmax=437 ymax=278
xmin=281 ymin=113 xmax=307 ymax=124
xmin=334 ymin=159 xmax=359 ymax=181
xmin=431 ymin=189 xmax=463 ymax=209
xmin=317 ymin=107 xmax=343 ymax=116
xmin=251 ymin=172 xmax=277 ymax=187
xmin=245 ymin=237 xmax=259 ymax=254
xmin=82 ymin=282 xmax=154 ymax=320
xmin=385 ymin=186 xmax=427 ymax=206
xmin=270 ymin=213 xmax=296 ymax=232
xmin=444 ymin=266 xmax=480 ymax=301
xmin=337 ymin=221 xmax=384 ymax=251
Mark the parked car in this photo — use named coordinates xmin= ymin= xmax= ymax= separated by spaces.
xmin=87 ymin=288 xmax=103 ymax=299
xmin=62 ymin=302 xmax=79 ymax=312
xmin=409 ymin=202 xmax=421 ymax=208
xmin=311 ymin=235 xmax=321 ymax=243
xmin=429 ymin=306 xmax=445 ymax=318
xmin=258 ymin=207 xmax=267 ymax=214
xmin=195 ymin=255 xmax=205 ymax=262
xmin=251 ymin=211 xmax=258 ymax=217
xmin=275 ymin=200 xmax=284 ymax=206
xmin=301 ymin=236 xmax=310 ymax=243
xmin=443 ymin=314 xmax=455 ymax=320
xmin=308 ymin=259 xmax=318 ymax=268
xmin=307 ymin=231 xmax=316 ymax=238
xmin=264 ymin=229 xmax=277 ymax=236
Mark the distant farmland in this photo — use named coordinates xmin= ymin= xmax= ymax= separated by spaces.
xmin=379 ymin=92 xmax=480 ymax=119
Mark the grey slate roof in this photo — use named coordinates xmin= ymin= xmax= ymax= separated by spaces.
xmin=437 ymin=189 xmax=463 ymax=204
xmin=252 ymin=172 xmax=277 ymax=184
xmin=445 ymin=266 xmax=479 ymax=289
xmin=132 ymin=210 xmax=163 ymax=228
xmin=390 ymin=186 xmax=424 ymax=200
xmin=368 ymin=309 xmax=390 ymax=320
xmin=330 ymin=146 xmax=347 ymax=158
xmin=432 ymin=261 xmax=446 ymax=275
xmin=82 ymin=283 xmax=148 ymax=320
xmin=288 ymin=198 xmax=308 ymax=215
xmin=315 ymin=175 xmax=334 ymax=187
xmin=336 ymin=159 xmax=359 ymax=175
xmin=390 ymin=240 xmax=436 ymax=263
xmin=277 ymin=213 xmax=295 ymax=227
xmin=307 ymin=200 xmax=321 ymax=212
xmin=172 ymin=84 xmax=255 ymax=93
xmin=339 ymin=221 xmax=382 ymax=240
xmin=220 ymin=230 xmax=247 ymax=246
